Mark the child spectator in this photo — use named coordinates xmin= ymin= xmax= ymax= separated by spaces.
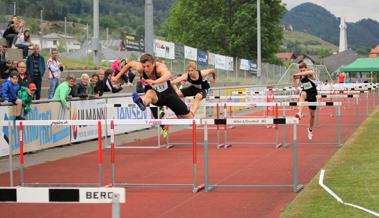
xmin=18 ymin=83 xmax=36 ymax=116
xmin=1 ymin=71 xmax=23 ymax=119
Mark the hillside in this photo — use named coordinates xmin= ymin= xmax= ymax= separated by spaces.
xmin=283 ymin=31 xmax=338 ymax=56
xmin=281 ymin=2 xmax=379 ymax=53
xmin=0 ymin=0 xmax=175 ymax=38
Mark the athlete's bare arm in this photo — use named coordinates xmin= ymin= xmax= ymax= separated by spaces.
xmin=200 ymin=68 xmax=216 ymax=82
xmin=171 ymin=73 xmax=188 ymax=85
xmin=145 ymin=62 xmax=172 ymax=86
xmin=113 ymin=61 xmax=144 ymax=81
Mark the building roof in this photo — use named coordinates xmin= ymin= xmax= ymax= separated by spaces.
xmin=275 ymin=52 xmax=296 ymax=60
xmin=294 ymin=54 xmax=320 ymax=64
xmin=340 ymin=58 xmax=379 ymax=72
xmin=369 ymin=44 xmax=379 ymax=58
xmin=322 ymin=49 xmax=358 ymax=72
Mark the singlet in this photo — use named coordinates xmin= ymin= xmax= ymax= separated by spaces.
xmin=300 ymin=76 xmax=318 ymax=95
xmin=187 ymin=70 xmax=210 ymax=90
xmin=142 ymin=64 xmax=174 ymax=93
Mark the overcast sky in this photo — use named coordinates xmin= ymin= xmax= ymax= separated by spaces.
xmin=282 ymin=0 xmax=379 ymax=22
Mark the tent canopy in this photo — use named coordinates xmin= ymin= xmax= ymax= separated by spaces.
xmin=340 ymin=58 xmax=379 ymax=72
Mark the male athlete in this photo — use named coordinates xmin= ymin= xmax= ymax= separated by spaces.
xmin=171 ymin=62 xmax=215 ymax=115
xmin=112 ymin=54 xmax=193 ymax=136
xmin=292 ymin=62 xmax=318 ymax=140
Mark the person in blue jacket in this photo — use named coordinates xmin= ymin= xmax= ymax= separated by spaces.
xmin=2 ymin=71 xmax=23 ymax=119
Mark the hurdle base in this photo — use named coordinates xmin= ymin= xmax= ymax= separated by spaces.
xmin=217 ymin=143 xmax=232 ymax=149
xmin=275 ymin=143 xmax=282 ymax=149
xmin=163 ymin=143 xmax=175 ymax=149
xmin=193 ymin=184 xmax=205 ymax=193
xmin=295 ymin=184 xmax=304 ymax=193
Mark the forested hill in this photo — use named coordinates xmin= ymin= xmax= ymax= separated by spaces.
xmin=0 ymin=0 xmax=175 ymax=37
xmin=281 ymin=2 xmax=379 ymax=53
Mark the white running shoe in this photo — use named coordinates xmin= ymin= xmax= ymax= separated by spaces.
xmin=307 ymin=128 xmax=313 ymax=140
xmin=295 ymin=112 xmax=303 ymax=120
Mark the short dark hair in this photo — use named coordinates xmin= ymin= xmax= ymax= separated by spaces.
xmin=9 ymin=71 xmax=18 ymax=78
xmin=140 ymin=53 xmax=154 ymax=63
xmin=299 ymin=62 xmax=307 ymax=69
xmin=91 ymin=73 xmax=99 ymax=79
xmin=66 ymin=75 xmax=75 ymax=81
xmin=105 ymin=69 xmax=114 ymax=77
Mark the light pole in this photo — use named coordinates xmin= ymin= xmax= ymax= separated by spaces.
xmin=93 ymin=0 xmax=100 ymax=65
xmin=257 ymin=0 xmax=262 ymax=79
xmin=144 ymin=0 xmax=154 ymax=54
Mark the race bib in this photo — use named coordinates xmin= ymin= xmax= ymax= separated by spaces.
xmin=192 ymin=84 xmax=202 ymax=89
xmin=152 ymin=82 xmax=169 ymax=92
xmin=302 ymin=82 xmax=312 ymax=90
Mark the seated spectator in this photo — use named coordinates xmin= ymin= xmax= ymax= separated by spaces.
xmin=0 ymin=45 xmax=10 ymax=79
xmin=15 ymin=29 xmax=32 ymax=58
xmin=17 ymin=82 xmax=36 ymax=116
xmin=96 ymin=69 xmax=123 ymax=96
xmin=16 ymin=60 xmax=31 ymax=87
xmin=1 ymin=71 xmax=22 ymax=119
xmin=71 ymin=73 xmax=89 ymax=99
xmin=88 ymin=73 xmax=99 ymax=97
xmin=53 ymin=75 xmax=75 ymax=109
xmin=2 ymin=16 xmax=18 ymax=48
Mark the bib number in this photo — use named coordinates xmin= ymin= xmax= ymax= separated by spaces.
xmin=152 ymin=82 xmax=168 ymax=92
xmin=302 ymin=82 xmax=312 ymax=90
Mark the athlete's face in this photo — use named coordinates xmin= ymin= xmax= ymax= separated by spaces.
xmin=300 ymin=67 xmax=307 ymax=72
xmin=142 ymin=61 xmax=154 ymax=74
xmin=187 ymin=66 xmax=196 ymax=76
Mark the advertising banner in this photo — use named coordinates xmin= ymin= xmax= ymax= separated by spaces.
xmin=208 ymin=52 xmax=215 ymax=66
xmin=175 ymin=44 xmax=184 ymax=59
xmin=215 ymin=54 xmax=226 ymax=70
xmin=184 ymin=46 xmax=197 ymax=61
xmin=225 ymin=56 xmax=234 ymax=71
xmin=107 ymin=97 xmax=152 ymax=134
xmin=70 ymin=99 xmax=107 ymax=143
xmin=0 ymin=106 xmax=10 ymax=156
xmin=1 ymin=102 xmax=70 ymax=156
xmin=125 ymin=34 xmax=145 ymax=52
xmin=197 ymin=50 xmax=208 ymax=67
xmin=240 ymin=59 xmax=251 ymax=70
xmin=154 ymin=39 xmax=175 ymax=60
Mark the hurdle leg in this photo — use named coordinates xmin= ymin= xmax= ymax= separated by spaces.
xmin=315 ymin=107 xmax=320 ymax=128
xmin=355 ymin=97 xmax=359 ymax=128
xmin=337 ymin=106 xmax=342 ymax=147
xmin=98 ymin=121 xmax=103 ymax=186
xmin=19 ymin=121 xmax=24 ymax=186
xmin=293 ymin=123 xmax=303 ymax=192
xmin=191 ymin=121 xmax=204 ymax=193
xmin=366 ymin=92 xmax=369 ymax=117
xmin=112 ymin=193 xmax=121 ymax=218
xmin=203 ymin=123 xmax=214 ymax=192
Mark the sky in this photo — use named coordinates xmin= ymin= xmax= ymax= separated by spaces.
xmin=282 ymin=0 xmax=379 ymax=22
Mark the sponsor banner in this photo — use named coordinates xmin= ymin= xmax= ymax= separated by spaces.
xmin=197 ymin=50 xmax=208 ymax=67
xmin=107 ymin=97 xmax=152 ymax=134
xmin=184 ymin=46 xmax=197 ymax=61
xmin=0 ymin=106 xmax=9 ymax=156
xmin=125 ymin=34 xmax=144 ymax=52
xmin=215 ymin=54 xmax=226 ymax=70
xmin=225 ymin=88 xmax=247 ymax=112
xmin=1 ymin=103 xmax=70 ymax=157
xmin=175 ymin=44 xmax=184 ymax=59
xmin=225 ymin=56 xmax=234 ymax=71
xmin=240 ymin=59 xmax=257 ymax=70
xmin=154 ymin=39 xmax=175 ymax=59
xmin=70 ymin=99 xmax=107 ymax=143
xmin=208 ymin=52 xmax=215 ymax=66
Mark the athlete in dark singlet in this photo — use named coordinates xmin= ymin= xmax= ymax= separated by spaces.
xmin=113 ymin=53 xmax=193 ymax=120
xmin=292 ymin=62 xmax=318 ymax=140
xmin=172 ymin=62 xmax=215 ymax=115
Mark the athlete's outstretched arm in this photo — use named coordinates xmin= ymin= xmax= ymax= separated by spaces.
xmin=171 ymin=73 xmax=187 ymax=85
xmin=113 ymin=61 xmax=143 ymax=81
xmin=200 ymin=68 xmax=216 ymax=82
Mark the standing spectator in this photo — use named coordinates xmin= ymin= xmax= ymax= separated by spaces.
xmin=1 ymin=71 xmax=22 ymax=119
xmin=87 ymin=73 xmax=99 ymax=97
xmin=17 ymin=82 xmax=36 ymax=116
xmin=26 ymin=45 xmax=45 ymax=100
xmin=2 ymin=16 xmax=18 ymax=48
xmin=111 ymin=58 xmax=128 ymax=84
xmin=71 ymin=73 xmax=89 ymax=98
xmin=15 ymin=29 xmax=33 ymax=58
xmin=17 ymin=60 xmax=31 ymax=87
xmin=53 ymin=75 xmax=75 ymax=109
xmin=47 ymin=49 xmax=63 ymax=99
xmin=0 ymin=45 xmax=9 ymax=78
xmin=337 ymin=72 xmax=345 ymax=83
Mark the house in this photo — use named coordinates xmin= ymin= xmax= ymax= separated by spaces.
xmin=322 ymin=49 xmax=358 ymax=73
xmin=368 ymin=45 xmax=379 ymax=58
xmin=294 ymin=54 xmax=320 ymax=65
xmin=32 ymin=33 xmax=81 ymax=52
xmin=275 ymin=52 xmax=296 ymax=62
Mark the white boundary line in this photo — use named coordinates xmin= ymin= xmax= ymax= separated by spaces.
xmin=319 ymin=169 xmax=379 ymax=217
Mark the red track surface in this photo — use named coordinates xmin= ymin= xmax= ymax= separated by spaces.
xmin=0 ymin=93 xmax=377 ymax=218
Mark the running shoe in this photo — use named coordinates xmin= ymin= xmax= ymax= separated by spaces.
xmin=161 ymin=126 xmax=168 ymax=138
xmin=132 ymin=92 xmax=146 ymax=111
xmin=295 ymin=112 xmax=303 ymax=120
xmin=307 ymin=128 xmax=313 ymax=140
xmin=159 ymin=108 xmax=165 ymax=119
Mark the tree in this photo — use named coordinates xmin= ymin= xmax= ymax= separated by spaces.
xmin=164 ymin=0 xmax=286 ymax=60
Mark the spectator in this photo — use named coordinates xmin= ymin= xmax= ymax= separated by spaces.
xmin=111 ymin=58 xmax=128 ymax=84
xmin=18 ymin=82 xmax=36 ymax=116
xmin=15 ymin=29 xmax=32 ymax=58
xmin=337 ymin=72 xmax=345 ymax=83
xmin=1 ymin=71 xmax=22 ymax=119
xmin=120 ymin=58 xmax=135 ymax=85
xmin=96 ymin=69 xmax=123 ymax=96
xmin=53 ymin=75 xmax=75 ymax=109
xmin=88 ymin=73 xmax=99 ymax=97
xmin=17 ymin=60 xmax=31 ymax=87
xmin=26 ymin=44 xmax=45 ymax=100
xmin=2 ymin=16 xmax=18 ymax=48
xmin=71 ymin=73 xmax=89 ymax=98
xmin=47 ymin=49 xmax=63 ymax=99
xmin=0 ymin=45 xmax=10 ymax=78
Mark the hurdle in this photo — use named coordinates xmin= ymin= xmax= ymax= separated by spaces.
xmin=108 ymin=118 xmax=205 ymax=193
xmin=0 ymin=120 xmax=106 ymax=187
xmin=202 ymin=117 xmax=303 ymax=193
xmin=204 ymin=101 xmax=344 ymax=147
xmin=0 ymin=186 xmax=125 ymax=218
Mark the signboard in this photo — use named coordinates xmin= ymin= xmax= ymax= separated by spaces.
xmin=154 ymin=39 xmax=175 ymax=59
xmin=70 ymin=99 xmax=107 ymax=143
xmin=125 ymin=34 xmax=144 ymax=52
xmin=208 ymin=52 xmax=215 ymax=66
xmin=184 ymin=46 xmax=197 ymax=61
xmin=175 ymin=44 xmax=184 ymax=59
xmin=215 ymin=54 xmax=226 ymax=70
xmin=225 ymin=56 xmax=234 ymax=71
xmin=1 ymin=102 xmax=70 ymax=156
xmin=0 ymin=106 xmax=9 ymax=156
xmin=197 ymin=50 xmax=208 ymax=67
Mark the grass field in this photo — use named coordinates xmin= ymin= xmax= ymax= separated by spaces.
xmin=284 ymin=31 xmax=338 ymax=53
xmin=280 ymin=107 xmax=379 ymax=218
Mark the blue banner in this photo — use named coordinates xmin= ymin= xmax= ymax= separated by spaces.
xmin=197 ymin=50 xmax=208 ymax=67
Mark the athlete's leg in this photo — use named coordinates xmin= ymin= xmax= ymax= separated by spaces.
xmin=296 ymin=91 xmax=307 ymax=118
xmin=190 ymin=93 xmax=203 ymax=115
xmin=309 ymin=109 xmax=316 ymax=129
xmin=141 ymin=89 xmax=158 ymax=105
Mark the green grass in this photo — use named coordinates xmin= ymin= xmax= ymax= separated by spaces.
xmin=284 ymin=31 xmax=338 ymax=53
xmin=280 ymin=107 xmax=379 ymax=218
